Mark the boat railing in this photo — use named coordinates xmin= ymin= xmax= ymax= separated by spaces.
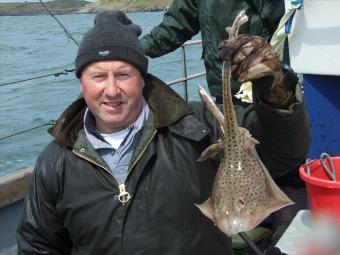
xmin=166 ymin=39 xmax=206 ymax=101
xmin=0 ymin=167 xmax=33 ymax=209
xmin=0 ymin=39 xmax=206 ymax=209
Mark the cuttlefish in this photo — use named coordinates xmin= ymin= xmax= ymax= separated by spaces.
xmin=196 ymin=10 xmax=293 ymax=237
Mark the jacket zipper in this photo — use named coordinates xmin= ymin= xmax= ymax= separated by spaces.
xmin=72 ymin=129 xmax=157 ymax=206
xmin=127 ymin=129 xmax=157 ymax=178
xmin=119 ymin=129 xmax=157 ymax=204
xmin=72 ymin=149 xmax=117 ymax=183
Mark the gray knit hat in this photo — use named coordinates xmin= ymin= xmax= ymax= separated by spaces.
xmin=75 ymin=10 xmax=148 ymax=78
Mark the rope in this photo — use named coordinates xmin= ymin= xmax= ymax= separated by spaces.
xmin=39 ymin=0 xmax=79 ymax=47
xmin=0 ymin=69 xmax=74 ymax=87
xmin=270 ymin=0 xmax=303 ymax=60
xmin=0 ymin=120 xmax=56 ymax=141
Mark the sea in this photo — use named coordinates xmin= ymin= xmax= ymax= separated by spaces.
xmin=0 ymin=12 xmax=206 ymax=176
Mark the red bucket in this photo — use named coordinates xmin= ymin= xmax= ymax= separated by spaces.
xmin=299 ymin=155 xmax=340 ymax=224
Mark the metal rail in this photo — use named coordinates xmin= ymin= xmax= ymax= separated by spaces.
xmin=166 ymin=39 xmax=206 ymax=101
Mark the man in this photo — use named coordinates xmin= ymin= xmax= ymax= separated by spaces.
xmin=17 ymin=10 xmax=310 ymax=255
xmin=140 ymin=0 xmax=286 ymax=103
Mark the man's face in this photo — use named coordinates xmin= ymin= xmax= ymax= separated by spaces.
xmin=80 ymin=60 xmax=145 ymax=133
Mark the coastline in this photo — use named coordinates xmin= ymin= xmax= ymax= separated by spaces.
xmin=0 ymin=1 xmax=168 ymax=16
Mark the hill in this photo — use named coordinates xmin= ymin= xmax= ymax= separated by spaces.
xmin=81 ymin=0 xmax=171 ymax=13
xmin=0 ymin=0 xmax=172 ymax=16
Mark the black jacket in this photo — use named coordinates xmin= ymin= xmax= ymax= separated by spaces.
xmin=17 ymin=74 xmax=310 ymax=255
xmin=141 ymin=0 xmax=286 ymax=98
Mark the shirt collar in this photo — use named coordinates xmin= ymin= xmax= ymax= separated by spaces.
xmin=83 ymin=97 xmax=150 ymax=150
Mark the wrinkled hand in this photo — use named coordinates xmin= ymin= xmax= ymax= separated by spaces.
xmin=219 ymin=34 xmax=282 ymax=86
xmin=218 ymin=35 xmax=295 ymax=108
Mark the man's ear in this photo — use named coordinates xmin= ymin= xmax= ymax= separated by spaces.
xmin=79 ymin=77 xmax=84 ymax=92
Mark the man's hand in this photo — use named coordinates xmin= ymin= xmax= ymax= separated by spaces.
xmin=222 ymin=34 xmax=282 ymax=87
xmin=218 ymin=35 xmax=297 ymax=108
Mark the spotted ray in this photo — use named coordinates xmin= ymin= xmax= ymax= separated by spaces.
xmin=195 ymin=10 xmax=293 ymax=237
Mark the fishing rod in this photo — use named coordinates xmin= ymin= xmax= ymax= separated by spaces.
xmin=39 ymin=0 xmax=79 ymax=46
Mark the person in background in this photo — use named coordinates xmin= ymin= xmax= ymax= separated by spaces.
xmin=140 ymin=0 xmax=286 ymax=104
xmin=17 ymin=10 xmax=310 ymax=255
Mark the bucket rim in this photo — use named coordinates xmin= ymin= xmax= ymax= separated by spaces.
xmin=299 ymin=156 xmax=340 ymax=189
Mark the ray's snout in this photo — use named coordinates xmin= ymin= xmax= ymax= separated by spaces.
xmin=216 ymin=216 xmax=246 ymax=237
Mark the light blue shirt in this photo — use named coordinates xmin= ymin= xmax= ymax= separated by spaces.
xmin=83 ymin=98 xmax=150 ymax=184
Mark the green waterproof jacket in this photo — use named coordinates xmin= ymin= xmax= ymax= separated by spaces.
xmin=141 ymin=0 xmax=285 ymax=98
xmin=17 ymin=74 xmax=310 ymax=255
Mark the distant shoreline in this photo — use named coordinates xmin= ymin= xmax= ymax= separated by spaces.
xmin=0 ymin=9 xmax=87 ymax=17
xmin=0 ymin=8 xmax=166 ymax=16
xmin=0 ymin=1 xmax=168 ymax=16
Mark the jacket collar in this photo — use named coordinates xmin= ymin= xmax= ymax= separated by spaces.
xmin=48 ymin=74 xmax=193 ymax=146
xmin=143 ymin=74 xmax=192 ymax=128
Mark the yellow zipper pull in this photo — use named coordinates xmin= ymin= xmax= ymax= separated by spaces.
xmin=118 ymin=184 xmax=131 ymax=205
